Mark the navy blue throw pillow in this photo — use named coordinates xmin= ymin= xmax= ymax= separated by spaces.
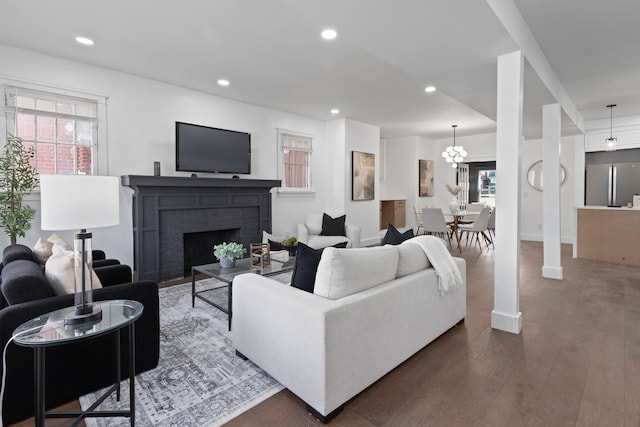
xmin=268 ymin=239 xmax=284 ymax=251
xmin=381 ymin=224 xmax=414 ymax=246
xmin=291 ymin=242 xmax=348 ymax=293
xmin=320 ymin=213 xmax=346 ymax=236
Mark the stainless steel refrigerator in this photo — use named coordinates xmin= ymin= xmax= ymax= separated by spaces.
xmin=586 ymin=162 xmax=640 ymax=206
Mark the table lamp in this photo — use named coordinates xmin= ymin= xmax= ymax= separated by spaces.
xmin=40 ymin=175 xmax=120 ymax=325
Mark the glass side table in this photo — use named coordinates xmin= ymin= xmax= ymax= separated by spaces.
xmin=12 ymin=299 xmax=144 ymax=427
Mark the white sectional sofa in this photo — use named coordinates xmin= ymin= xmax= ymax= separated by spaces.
xmin=232 ymin=237 xmax=466 ymax=422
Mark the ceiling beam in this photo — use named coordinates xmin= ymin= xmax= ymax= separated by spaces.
xmin=486 ymin=0 xmax=585 ymax=133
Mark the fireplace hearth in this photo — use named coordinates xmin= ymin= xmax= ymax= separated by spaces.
xmin=123 ymin=175 xmax=280 ymax=282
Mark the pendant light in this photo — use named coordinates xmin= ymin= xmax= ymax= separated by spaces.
xmin=441 ymin=124 xmax=467 ymax=168
xmin=605 ymin=104 xmax=617 ymax=151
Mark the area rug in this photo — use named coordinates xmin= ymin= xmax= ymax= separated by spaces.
xmin=80 ymin=278 xmax=287 ymax=426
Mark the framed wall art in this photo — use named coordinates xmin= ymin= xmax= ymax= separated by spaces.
xmin=352 ymin=151 xmax=375 ymax=200
xmin=419 ymin=159 xmax=434 ymax=197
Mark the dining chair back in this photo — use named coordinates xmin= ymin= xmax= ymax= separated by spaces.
xmin=463 ymin=202 xmax=485 ymax=221
xmin=457 ymin=206 xmax=492 ymax=250
xmin=413 ymin=205 xmax=425 ymax=235
xmin=422 ymin=208 xmax=452 ymax=248
xmin=487 ymin=207 xmax=496 ymax=244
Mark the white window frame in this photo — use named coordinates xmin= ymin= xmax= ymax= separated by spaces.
xmin=2 ymin=79 xmax=109 ymax=178
xmin=277 ymin=128 xmax=315 ymax=194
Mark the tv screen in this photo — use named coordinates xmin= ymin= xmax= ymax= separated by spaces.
xmin=175 ymin=122 xmax=251 ymax=174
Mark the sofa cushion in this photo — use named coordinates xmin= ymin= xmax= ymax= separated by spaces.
xmin=45 ymin=247 xmax=103 ymax=296
xmin=290 ymin=242 xmax=347 ymax=293
xmin=2 ymin=244 xmax=37 ymax=266
xmin=320 ymin=213 xmax=346 ymax=236
xmin=396 ymin=241 xmax=431 ymax=278
xmin=306 ymin=235 xmax=350 ymax=250
xmin=314 ymin=245 xmax=399 ymax=300
xmin=381 ymin=224 xmax=414 ymax=246
xmin=32 ymin=238 xmax=54 ymax=265
xmin=1 ymin=259 xmax=53 ymax=304
xmin=268 ymin=239 xmax=284 ymax=251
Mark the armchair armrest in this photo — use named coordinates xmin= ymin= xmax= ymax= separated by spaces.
xmin=345 ymin=223 xmax=361 ymax=248
xmin=92 ymin=250 xmax=106 ymax=261
xmin=94 ymin=264 xmax=132 ymax=286
xmin=94 ymin=258 xmax=120 ymax=269
xmin=297 ymin=223 xmax=310 ymax=245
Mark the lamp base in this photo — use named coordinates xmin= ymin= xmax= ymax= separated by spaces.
xmin=64 ymin=305 xmax=103 ymax=326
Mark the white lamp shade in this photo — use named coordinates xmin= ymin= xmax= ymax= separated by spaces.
xmin=40 ymin=175 xmax=120 ymax=230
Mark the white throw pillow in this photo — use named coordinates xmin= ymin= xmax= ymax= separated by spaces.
xmin=262 ymin=231 xmax=284 ymax=244
xmin=314 ymin=245 xmax=399 ymax=300
xmin=47 ymin=232 xmax=72 ymax=250
xmin=32 ymin=238 xmax=54 ymax=265
xmin=45 ymin=248 xmax=103 ymax=296
xmin=305 ymin=214 xmax=323 ymax=235
xmin=396 ymin=241 xmax=431 ymax=278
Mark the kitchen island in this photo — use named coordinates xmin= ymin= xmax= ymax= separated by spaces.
xmin=577 ymin=206 xmax=640 ymax=266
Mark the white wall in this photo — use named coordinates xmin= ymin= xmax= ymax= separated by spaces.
xmin=381 ymin=135 xmax=435 ymax=232
xmin=344 ymin=119 xmax=380 ymax=246
xmin=0 ymin=44 xmax=338 ymax=265
xmin=520 ymin=136 xmax=575 ymax=243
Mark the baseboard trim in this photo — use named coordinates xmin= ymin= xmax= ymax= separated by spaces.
xmin=542 ymin=265 xmax=563 ymax=280
xmin=491 ymin=310 xmax=522 ymax=334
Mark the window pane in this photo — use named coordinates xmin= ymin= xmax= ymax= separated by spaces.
xmin=76 ymin=146 xmax=93 ymax=175
xmin=22 ymin=141 xmax=36 ymax=169
xmin=35 ymin=98 xmax=55 ymax=112
xmin=16 ymin=113 xmax=35 ymax=140
xmin=36 ymin=116 xmax=55 ymax=142
xmin=37 ymin=143 xmax=56 ymax=174
xmin=15 ymin=95 xmax=34 ymax=109
xmin=56 ymin=101 xmax=74 ymax=115
xmin=75 ymin=121 xmax=93 ymax=146
xmin=56 ymin=144 xmax=76 ymax=175
xmin=57 ymin=119 xmax=74 ymax=143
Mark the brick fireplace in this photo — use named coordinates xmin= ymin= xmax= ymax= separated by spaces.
xmin=122 ymin=175 xmax=280 ymax=282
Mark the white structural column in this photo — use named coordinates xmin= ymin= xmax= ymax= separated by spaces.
xmin=492 ymin=50 xmax=523 ymax=334
xmin=542 ymin=104 xmax=563 ymax=279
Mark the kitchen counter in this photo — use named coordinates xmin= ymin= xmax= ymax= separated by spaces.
xmin=576 ymin=207 xmax=640 ymax=266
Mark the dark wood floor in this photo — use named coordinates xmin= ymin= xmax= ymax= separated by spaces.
xmin=224 ymin=241 xmax=640 ymax=426
xmin=12 ymin=241 xmax=640 ymax=426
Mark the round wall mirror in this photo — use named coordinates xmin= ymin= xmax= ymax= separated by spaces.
xmin=527 ymin=160 xmax=567 ymax=191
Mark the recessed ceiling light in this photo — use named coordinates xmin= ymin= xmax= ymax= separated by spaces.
xmin=424 ymin=86 xmax=436 ymax=93
xmin=321 ymin=29 xmax=337 ymax=40
xmin=75 ymin=36 xmax=94 ymax=46
xmin=330 ymin=108 xmax=340 ymax=114
xmin=217 ymin=79 xmax=230 ymax=86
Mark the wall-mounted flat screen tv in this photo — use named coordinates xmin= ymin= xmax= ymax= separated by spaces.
xmin=175 ymin=121 xmax=251 ymax=174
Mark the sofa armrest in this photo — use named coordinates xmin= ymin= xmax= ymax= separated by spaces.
xmin=345 ymin=223 xmax=361 ymax=248
xmin=92 ymin=249 xmax=106 ymax=261
xmin=94 ymin=264 xmax=132 ymax=286
xmin=296 ymin=223 xmax=310 ymax=245
xmin=93 ymin=258 xmax=120 ymax=269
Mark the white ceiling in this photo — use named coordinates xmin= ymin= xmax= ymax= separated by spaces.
xmin=0 ymin=0 xmax=638 ymax=140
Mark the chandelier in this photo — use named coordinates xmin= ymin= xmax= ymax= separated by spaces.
xmin=441 ymin=124 xmax=467 ymax=168
xmin=605 ymin=104 xmax=617 ymax=151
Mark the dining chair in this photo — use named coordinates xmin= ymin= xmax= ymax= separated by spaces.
xmin=486 ymin=207 xmax=495 ymax=247
xmin=413 ymin=204 xmax=425 ymax=235
xmin=422 ymin=208 xmax=453 ymax=249
xmin=463 ymin=202 xmax=485 ymax=222
xmin=457 ymin=206 xmax=492 ymax=250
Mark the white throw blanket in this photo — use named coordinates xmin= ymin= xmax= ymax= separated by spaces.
xmin=406 ymin=235 xmax=463 ymax=294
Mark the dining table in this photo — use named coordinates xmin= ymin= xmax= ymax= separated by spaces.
xmin=447 ymin=213 xmax=474 ymax=253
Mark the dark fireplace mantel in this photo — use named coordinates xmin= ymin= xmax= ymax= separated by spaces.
xmin=122 ymin=175 xmax=280 ymax=282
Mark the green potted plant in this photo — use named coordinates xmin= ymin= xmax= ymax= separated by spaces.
xmin=0 ymin=135 xmax=39 ymax=245
xmin=213 ymin=241 xmax=246 ymax=268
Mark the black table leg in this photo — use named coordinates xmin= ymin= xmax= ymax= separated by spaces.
xmin=192 ymin=268 xmax=196 ymax=307
xmin=116 ymin=329 xmax=121 ymax=401
xmin=35 ymin=346 xmax=45 ymax=427
xmin=129 ymin=323 xmax=136 ymax=426
xmin=228 ymin=282 xmax=232 ymax=331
